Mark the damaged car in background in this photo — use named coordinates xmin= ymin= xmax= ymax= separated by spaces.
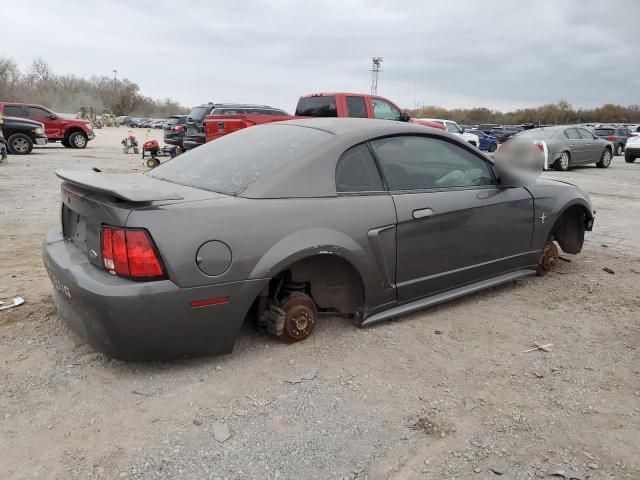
xmin=43 ymin=118 xmax=594 ymax=361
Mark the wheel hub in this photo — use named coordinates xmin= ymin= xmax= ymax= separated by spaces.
xmin=281 ymin=293 xmax=317 ymax=343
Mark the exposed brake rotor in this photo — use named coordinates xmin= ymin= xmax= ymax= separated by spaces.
xmin=537 ymin=240 xmax=559 ymax=276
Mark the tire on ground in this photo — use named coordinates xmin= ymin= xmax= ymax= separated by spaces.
xmin=7 ymin=133 xmax=33 ymax=155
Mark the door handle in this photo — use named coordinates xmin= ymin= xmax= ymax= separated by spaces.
xmin=412 ymin=208 xmax=434 ymax=219
xmin=569 ymin=144 xmax=575 ymax=147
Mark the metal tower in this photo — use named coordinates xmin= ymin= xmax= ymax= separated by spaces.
xmin=370 ymin=57 xmax=383 ymax=95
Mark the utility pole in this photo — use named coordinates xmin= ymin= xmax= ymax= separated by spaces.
xmin=113 ymin=69 xmax=118 ymax=81
xmin=370 ymin=57 xmax=383 ymax=95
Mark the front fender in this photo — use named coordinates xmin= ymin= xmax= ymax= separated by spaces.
xmin=527 ymin=180 xmax=594 ymax=251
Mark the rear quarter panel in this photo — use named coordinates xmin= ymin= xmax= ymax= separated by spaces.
xmin=126 ymin=194 xmax=399 ymax=312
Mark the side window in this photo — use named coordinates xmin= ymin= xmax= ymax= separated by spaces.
xmin=28 ymin=106 xmax=52 ymax=119
xmin=346 ymin=96 xmax=367 ymax=118
xmin=370 ymin=136 xmax=495 ymax=191
xmin=578 ymin=128 xmax=595 ymax=140
xmin=564 ymin=128 xmax=581 ymax=140
xmin=336 ymin=144 xmax=384 ymax=193
xmin=371 ymin=98 xmax=401 ymax=121
xmin=445 ymin=122 xmax=460 ymax=133
xmin=4 ymin=105 xmax=25 ymax=116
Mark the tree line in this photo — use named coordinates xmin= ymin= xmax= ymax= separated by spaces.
xmin=0 ymin=57 xmax=188 ymax=118
xmin=410 ymin=100 xmax=640 ymax=126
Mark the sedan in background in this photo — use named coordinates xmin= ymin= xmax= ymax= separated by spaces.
xmin=490 ymin=126 xmax=521 ymax=143
xmin=593 ymin=127 xmax=629 ymax=156
xmin=466 ymin=129 xmax=498 ymax=152
xmin=515 ymin=126 xmax=613 ymax=171
xmin=44 ymin=118 xmax=594 ymax=360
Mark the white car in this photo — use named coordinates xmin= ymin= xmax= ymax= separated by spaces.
xmin=625 ymin=135 xmax=640 ymax=163
xmin=418 ymin=118 xmax=479 ymax=148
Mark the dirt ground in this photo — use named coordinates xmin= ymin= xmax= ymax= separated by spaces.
xmin=1 ymin=128 xmax=639 ymax=480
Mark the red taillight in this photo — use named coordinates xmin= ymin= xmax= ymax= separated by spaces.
xmin=173 ymin=125 xmax=184 ymax=132
xmin=535 ymin=142 xmax=544 ymax=151
xmin=101 ymin=226 xmax=165 ymax=280
xmin=607 ymin=135 xmax=617 ymax=141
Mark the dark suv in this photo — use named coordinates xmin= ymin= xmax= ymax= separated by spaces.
xmin=163 ymin=115 xmax=187 ymax=148
xmin=593 ymin=127 xmax=629 ymax=156
xmin=1 ymin=116 xmax=48 ymax=154
xmin=183 ymin=103 xmax=289 ymax=150
xmin=490 ymin=126 xmax=522 ymax=143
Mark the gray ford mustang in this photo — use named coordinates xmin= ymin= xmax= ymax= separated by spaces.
xmin=43 ymin=118 xmax=594 ymax=361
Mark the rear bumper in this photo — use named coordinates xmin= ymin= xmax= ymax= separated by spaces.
xmin=625 ymin=147 xmax=640 ymax=157
xmin=182 ymin=134 xmax=205 ymax=150
xmin=42 ymin=229 xmax=267 ymax=361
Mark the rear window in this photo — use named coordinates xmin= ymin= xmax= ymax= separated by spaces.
xmin=594 ymin=128 xmax=614 ymax=136
xmin=295 ymin=96 xmax=337 ymax=117
xmin=148 ymin=125 xmax=332 ymax=195
xmin=166 ymin=116 xmax=186 ymax=127
xmin=516 ymin=129 xmax=557 ymax=140
xmin=188 ymin=106 xmax=211 ymax=122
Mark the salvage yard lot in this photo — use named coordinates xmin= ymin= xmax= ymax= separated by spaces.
xmin=1 ymin=128 xmax=639 ymax=479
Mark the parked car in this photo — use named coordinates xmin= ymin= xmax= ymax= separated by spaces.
xmin=164 ymin=115 xmax=188 ymax=148
xmin=418 ymin=118 xmax=479 ymax=147
xmin=1 ymin=116 xmax=48 ymax=154
xmin=43 ymin=118 xmax=594 ymax=360
xmin=465 ymin=129 xmax=498 ymax=152
xmin=477 ymin=123 xmax=501 ymax=134
xmin=593 ymin=127 xmax=629 ymax=156
xmin=295 ymin=92 xmax=445 ymax=130
xmin=489 ymin=126 xmax=521 ymax=143
xmin=514 ymin=126 xmax=613 ymax=170
xmin=116 ymin=116 xmax=131 ymax=127
xmin=184 ymin=103 xmax=290 ymax=150
xmin=0 ymin=102 xmax=95 ymax=148
xmin=624 ymin=135 xmax=640 ymax=163
xmin=202 ymin=93 xmax=445 ymax=145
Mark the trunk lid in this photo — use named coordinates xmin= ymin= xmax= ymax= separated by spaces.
xmin=57 ymin=169 xmax=224 ymax=269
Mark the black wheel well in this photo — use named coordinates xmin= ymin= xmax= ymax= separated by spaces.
xmin=65 ymin=128 xmax=87 ymax=139
xmin=261 ymin=254 xmax=365 ymax=316
xmin=550 ymin=205 xmax=590 ymax=254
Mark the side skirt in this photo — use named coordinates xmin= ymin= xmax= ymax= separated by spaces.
xmin=360 ymin=269 xmax=536 ymax=327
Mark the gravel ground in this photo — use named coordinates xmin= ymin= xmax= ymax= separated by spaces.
xmin=1 ymin=128 xmax=639 ymax=480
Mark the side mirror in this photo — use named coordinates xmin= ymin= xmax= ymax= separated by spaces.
xmin=49 ymin=114 xmax=57 ymax=120
xmin=460 ymin=127 xmax=465 ymax=133
xmin=400 ymin=112 xmax=411 ymax=122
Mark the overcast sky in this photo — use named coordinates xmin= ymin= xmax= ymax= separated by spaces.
xmin=3 ymin=0 xmax=638 ymax=112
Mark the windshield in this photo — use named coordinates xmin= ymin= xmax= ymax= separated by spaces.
xmin=295 ymin=96 xmax=337 ymax=117
xmin=148 ymin=125 xmax=332 ymax=195
xmin=516 ymin=129 xmax=557 ymax=140
xmin=188 ymin=106 xmax=210 ymax=122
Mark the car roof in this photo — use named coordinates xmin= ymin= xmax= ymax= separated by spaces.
xmin=236 ymin=118 xmax=487 ymax=199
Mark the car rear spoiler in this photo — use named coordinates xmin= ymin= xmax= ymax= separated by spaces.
xmin=56 ymin=169 xmax=184 ymax=202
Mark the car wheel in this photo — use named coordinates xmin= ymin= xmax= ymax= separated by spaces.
xmin=146 ymin=157 xmax=160 ymax=168
xmin=615 ymin=144 xmax=623 ymax=156
xmin=596 ymin=148 xmax=612 ymax=168
xmin=7 ymin=134 xmax=33 ymax=155
xmin=488 ymin=142 xmax=498 ymax=153
xmin=625 ymin=153 xmax=636 ymax=163
xmin=554 ymin=151 xmax=570 ymax=171
xmin=537 ymin=240 xmax=559 ymax=276
xmin=69 ymin=132 xmax=88 ymax=149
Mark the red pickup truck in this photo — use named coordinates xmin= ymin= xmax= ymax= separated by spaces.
xmin=0 ymin=102 xmax=95 ymax=148
xmin=203 ymin=92 xmax=443 ymax=143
